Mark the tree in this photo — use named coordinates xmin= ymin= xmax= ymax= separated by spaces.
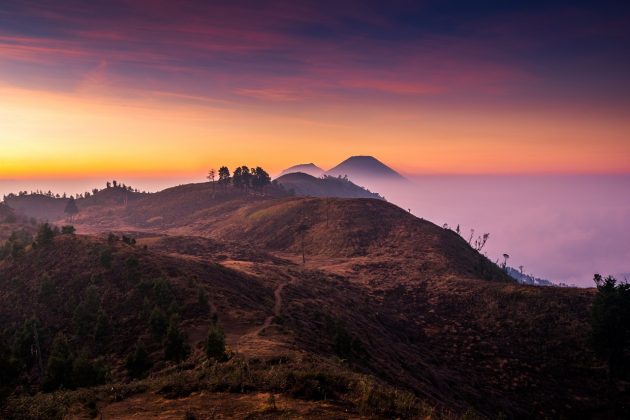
xmin=232 ymin=167 xmax=243 ymax=190
xmin=94 ymin=311 xmax=112 ymax=342
xmin=240 ymin=166 xmax=252 ymax=191
xmin=296 ymin=223 xmax=309 ymax=264
xmin=591 ymin=274 xmax=630 ymax=379
xmin=43 ymin=333 xmax=73 ymax=391
xmin=207 ymin=168 xmax=216 ymax=195
xmin=501 ymin=253 xmax=510 ymax=270
xmin=71 ymin=353 xmax=107 ymax=388
xmin=126 ymin=341 xmax=152 ymax=379
xmin=164 ymin=321 xmax=190 ymax=362
xmin=252 ymin=167 xmax=271 ymax=193
xmin=150 ymin=307 xmax=168 ymax=339
xmin=64 ymin=197 xmax=79 ymax=221
xmin=218 ymin=166 xmax=231 ymax=191
xmin=205 ymin=325 xmax=227 ymax=361
xmin=36 ymin=223 xmax=55 ymax=246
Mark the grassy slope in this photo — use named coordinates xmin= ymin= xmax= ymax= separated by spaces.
xmin=1 ymin=184 xmax=624 ymax=418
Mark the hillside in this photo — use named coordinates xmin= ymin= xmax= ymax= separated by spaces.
xmin=0 ymin=182 xmax=626 ymax=418
xmin=279 ymin=163 xmax=325 ymax=178
xmin=275 ymin=172 xmax=384 ymax=200
xmin=3 ymin=186 xmax=146 ymax=222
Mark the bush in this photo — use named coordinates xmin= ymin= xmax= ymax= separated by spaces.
xmin=61 ymin=225 xmax=75 ymax=235
xmin=72 ymin=354 xmax=108 ymax=388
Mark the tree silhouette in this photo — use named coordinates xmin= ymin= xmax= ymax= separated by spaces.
xmin=591 ymin=274 xmax=630 ymax=379
xmin=241 ymin=166 xmax=252 ymax=191
xmin=296 ymin=223 xmax=309 ymax=264
xmin=64 ymin=197 xmax=79 ymax=221
xmin=252 ymin=167 xmax=271 ymax=193
xmin=207 ymin=168 xmax=216 ymax=195
xmin=232 ymin=167 xmax=243 ymax=190
xmin=218 ymin=166 xmax=230 ymax=191
xmin=36 ymin=223 xmax=55 ymax=246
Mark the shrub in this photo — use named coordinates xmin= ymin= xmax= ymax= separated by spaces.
xmin=61 ymin=225 xmax=75 ymax=235
xmin=72 ymin=354 xmax=108 ymax=388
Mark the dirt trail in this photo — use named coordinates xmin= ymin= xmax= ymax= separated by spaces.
xmin=236 ymin=273 xmax=298 ymax=353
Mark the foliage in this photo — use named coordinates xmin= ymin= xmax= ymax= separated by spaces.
xmin=99 ymin=248 xmax=112 ymax=268
xmin=591 ymin=274 xmax=630 ymax=379
xmin=43 ymin=333 xmax=108 ymax=391
xmin=64 ymin=197 xmax=79 ymax=217
xmin=61 ymin=225 xmax=75 ymax=235
xmin=164 ymin=321 xmax=190 ymax=362
xmin=0 ymin=229 xmax=33 ymax=259
xmin=149 ymin=307 xmax=168 ymax=339
xmin=36 ymin=223 xmax=56 ymax=246
xmin=94 ymin=311 xmax=112 ymax=342
xmin=126 ymin=341 xmax=152 ymax=379
xmin=205 ymin=325 xmax=227 ymax=361
xmin=43 ymin=333 xmax=74 ymax=391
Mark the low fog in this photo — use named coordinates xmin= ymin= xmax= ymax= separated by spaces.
xmin=2 ymin=174 xmax=628 ymax=287
xmin=373 ymin=175 xmax=630 ymax=287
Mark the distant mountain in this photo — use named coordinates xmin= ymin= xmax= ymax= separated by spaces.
xmin=506 ymin=266 xmax=554 ymax=286
xmin=276 ymin=172 xmax=383 ymax=200
xmin=279 ymin=163 xmax=324 ymax=178
xmin=326 ymin=156 xmax=404 ymax=182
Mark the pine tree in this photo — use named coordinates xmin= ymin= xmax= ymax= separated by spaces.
xmin=64 ymin=197 xmax=79 ymax=221
xmin=126 ymin=341 xmax=152 ymax=379
xmin=164 ymin=321 xmax=190 ymax=362
xmin=205 ymin=325 xmax=227 ymax=361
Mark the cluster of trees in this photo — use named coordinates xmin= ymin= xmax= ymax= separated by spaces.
xmin=0 ymin=239 xmax=229 ymax=397
xmin=0 ymin=223 xmax=75 ymax=260
xmin=2 ymin=180 xmax=145 ymax=203
xmin=104 ymin=180 xmax=140 ymax=192
xmin=207 ymin=166 xmax=271 ymax=193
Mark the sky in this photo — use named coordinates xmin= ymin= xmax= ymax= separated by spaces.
xmin=1 ymin=0 xmax=630 ymax=177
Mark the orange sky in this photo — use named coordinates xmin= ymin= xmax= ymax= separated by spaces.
xmin=1 ymin=83 xmax=629 ymax=178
